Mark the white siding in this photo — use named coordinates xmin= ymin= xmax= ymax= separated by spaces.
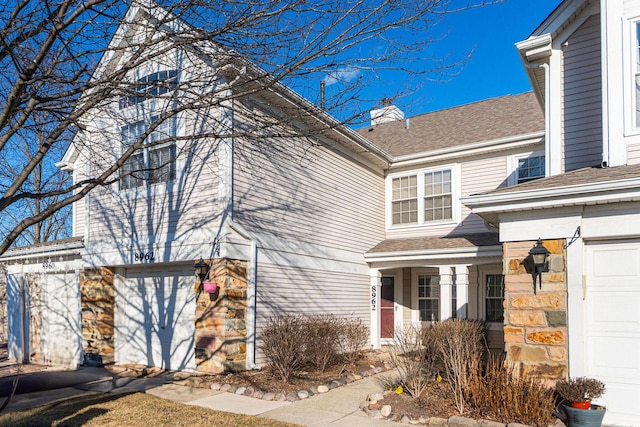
xmin=233 ymin=99 xmax=385 ymax=253
xmin=460 ymin=155 xmax=510 ymax=233
xmin=254 ymin=262 xmax=369 ymax=360
xmin=561 ymin=14 xmax=603 ymax=171
xmin=628 ymin=143 xmax=640 ymax=165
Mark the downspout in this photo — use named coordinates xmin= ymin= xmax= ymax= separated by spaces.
xmin=220 ymin=84 xmax=260 ymax=370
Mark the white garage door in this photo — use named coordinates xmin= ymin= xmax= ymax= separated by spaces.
xmin=115 ymin=265 xmax=196 ymax=371
xmin=42 ymin=271 xmax=82 ymax=368
xmin=586 ymin=240 xmax=640 ymax=427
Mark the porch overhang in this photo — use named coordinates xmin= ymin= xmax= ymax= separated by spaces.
xmin=364 ymin=233 xmax=502 ymax=265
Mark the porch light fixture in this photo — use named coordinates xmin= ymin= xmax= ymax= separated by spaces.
xmin=528 ymin=238 xmax=549 ymax=293
xmin=194 ymin=258 xmax=209 ymax=284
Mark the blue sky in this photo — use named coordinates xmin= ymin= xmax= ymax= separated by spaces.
xmin=365 ymin=0 xmax=561 ymax=119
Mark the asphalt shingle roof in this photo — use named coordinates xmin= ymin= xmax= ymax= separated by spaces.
xmin=358 ymin=92 xmax=544 ymax=157
xmin=366 ymin=232 xmax=499 ymax=254
xmin=477 ymin=163 xmax=640 ymax=196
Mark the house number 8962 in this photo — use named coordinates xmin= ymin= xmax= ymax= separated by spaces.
xmin=134 ymin=252 xmax=155 ymax=262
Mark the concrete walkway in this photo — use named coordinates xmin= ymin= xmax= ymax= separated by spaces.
xmin=148 ymin=371 xmax=396 ymax=426
xmin=1 ymin=366 xmax=398 ymax=427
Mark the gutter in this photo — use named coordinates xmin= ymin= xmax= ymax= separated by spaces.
xmin=462 ymin=177 xmax=640 ymax=213
xmin=0 ymin=239 xmax=84 ymax=262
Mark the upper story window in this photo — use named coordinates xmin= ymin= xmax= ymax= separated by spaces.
xmin=390 ymin=167 xmax=455 ymax=226
xmin=120 ymin=116 xmax=176 ymax=190
xmin=119 ymin=70 xmax=178 ymax=109
xmin=517 ymin=154 xmax=545 ymax=184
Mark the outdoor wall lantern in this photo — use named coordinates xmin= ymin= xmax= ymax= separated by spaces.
xmin=527 ymin=238 xmax=549 ymax=294
xmin=195 ymin=258 xmax=218 ymax=300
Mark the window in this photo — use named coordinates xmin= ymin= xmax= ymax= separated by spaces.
xmin=418 ymin=274 xmax=439 ymax=321
xmin=119 ymin=70 xmax=178 ymax=109
xmin=424 ymin=170 xmax=452 ymax=221
xmin=517 ymin=155 xmax=545 ymax=184
xmin=392 ymin=175 xmax=417 ymax=224
xmin=485 ymin=274 xmax=505 ymax=323
xmin=391 ymin=167 xmax=454 ymax=226
xmin=120 ymin=116 xmax=176 ymax=190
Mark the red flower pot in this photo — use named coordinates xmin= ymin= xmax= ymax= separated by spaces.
xmin=570 ymin=401 xmax=592 ymax=410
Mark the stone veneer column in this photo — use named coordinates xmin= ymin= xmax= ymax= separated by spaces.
xmin=503 ymin=239 xmax=568 ymax=380
xmin=194 ymin=258 xmax=247 ymax=373
xmin=80 ymin=267 xmax=115 ymax=365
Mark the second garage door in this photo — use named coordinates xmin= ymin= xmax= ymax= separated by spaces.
xmin=115 ymin=265 xmax=196 ymax=371
xmin=586 ymin=240 xmax=640 ymax=427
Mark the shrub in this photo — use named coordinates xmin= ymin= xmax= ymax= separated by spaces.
xmin=555 ymin=377 xmax=606 ymax=403
xmin=466 ymin=356 xmax=555 ymax=427
xmin=260 ymin=315 xmax=307 ymax=383
xmin=336 ymin=317 xmax=369 ymax=365
xmin=301 ymin=314 xmax=341 ymax=372
xmin=389 ymin=325 xmax=432 ymax=399
xmin=430 ymin=319 xmax=486 ymax=414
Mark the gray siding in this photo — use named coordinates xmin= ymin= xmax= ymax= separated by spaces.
xmin=562 ymin=14 xmax=603 ymax=171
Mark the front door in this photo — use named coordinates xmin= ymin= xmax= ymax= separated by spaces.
xmin=380 ymin=277 xmax=394 ymax=339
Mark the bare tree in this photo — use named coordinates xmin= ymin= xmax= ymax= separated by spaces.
xmin=0 ymin=0 xmax=498 ymax=255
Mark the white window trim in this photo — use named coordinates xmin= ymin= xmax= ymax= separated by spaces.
xmin=508 ymin=151 xmax=545 ymax=186
xmin=386 ymin=164 xmax=460 ymax=230
xmin=411 ymin=268 xmax=441 ymax=324
xmin=623 ymin=15 xmax=640 ymax=137
xmin=477 ymin=266 xmax=504 ymax=330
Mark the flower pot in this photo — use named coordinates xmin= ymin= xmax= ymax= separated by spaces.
xmin=570 ymin=401 xmax=592 ymax=410
xmin=563 ymin=404 xmax=606 ymax=427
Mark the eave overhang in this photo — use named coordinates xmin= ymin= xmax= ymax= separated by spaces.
xmin=462 ymin=177 xmax=640 ymax=226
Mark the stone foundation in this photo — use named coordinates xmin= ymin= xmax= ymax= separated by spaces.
xmin=503 ymin=239 xmax=567 ymax=381
xmin=194 ymin=258 xmax=247 ymax=373
xmin=80 ymin=267 xmax=115 ymax=365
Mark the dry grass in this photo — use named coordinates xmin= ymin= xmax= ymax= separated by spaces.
xmin=0 ymin=392 xmax=300 ymax=427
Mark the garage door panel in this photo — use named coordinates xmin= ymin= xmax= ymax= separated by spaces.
xmin=586 ymin=241 xmax=640 ymax=426
xmin=115 ymin=267 xmax=195 ymax=371
xmin=588 ymin=294 xmax=640 ymax=331
xmin=588 ymin=334 xmax=640 ymax=377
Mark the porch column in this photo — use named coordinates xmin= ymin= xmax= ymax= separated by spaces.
xmin=454 ymin=265 xmax=469 ymax=319
xmin=369 ymin=269 xmax=381 ymax=349
xmin=439 ymin=266 xmax=452 ymax=321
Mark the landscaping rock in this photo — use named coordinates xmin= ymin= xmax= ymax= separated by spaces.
xmin=449 ymin=416 xmax=477 ymax=427
xmin=297 ymin=390 xmax=309 ymax=400
xmin=220 ymin=383 xmax=231 ymax=392
xmin=418 ymin=415 xmax=430 ymax=424
xmin=429 ymin=417 xmax=449 ymax=426
xmin=381 ymin=405 xmax=392 ymax=417
xmin=317 ymin=385 xmax=329 ymax=393
xmin=478 ymin=420 xmax=505 ymax=427
xmin=252 ymin=390 xmax=264 ymax=399
xmin=262 ymin=392 xmax=275 ymax=401
xmin=286 ymin=391 xmax=299 ymax=401
xmin=275 ymin=392 xmax=286 ymax=401
xmin=243 ymin=386 xmax=254 ymax=396
xmin=400 ymin=414 xmax=412 ymax=423
xmin=367 ymin=392 xmax=384 ymax=403
xmin=210 ymin=382 xmax=221 ymax=390
xmin=235 ymin=387 xmax=246 ymax=395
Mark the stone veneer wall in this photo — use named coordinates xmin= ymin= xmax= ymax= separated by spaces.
xmin=80 ymin=267 xmax=115 ymax=365
xmin=503 ymin=239 xmax=568 ymax=380
xmin=195 ymin=258 xmax=247 ymax=374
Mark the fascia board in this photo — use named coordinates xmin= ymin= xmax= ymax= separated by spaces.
xmin=529 ymin=0 xmax=588 ymax=38
xmin=0 ymin=241 xmax=84 ymax=262
xmin=389 ymin=131 xmax=544 ymax=169
xmin=363 ymin=245 xmax=503 ymax=263
xmin=463 ymin=178 xmax=640 ymax=214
